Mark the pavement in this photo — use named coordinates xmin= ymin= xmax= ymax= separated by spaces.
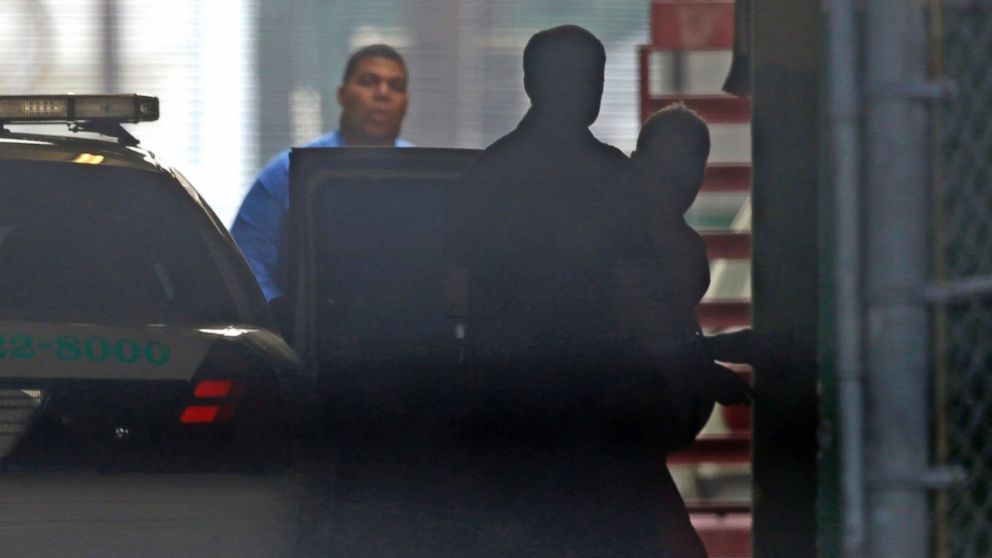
xmin=0 ymin=472 xmax=306 ymax=558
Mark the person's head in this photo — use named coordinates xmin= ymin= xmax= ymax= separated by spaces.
xmin=337 ymin=44 xmax=409 ymax=146
xmin=522 ymin=25 xmax=606 ymax=126
xmin=633 ymin=103 xmax=711 ymax=212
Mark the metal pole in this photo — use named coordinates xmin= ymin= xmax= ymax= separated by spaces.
xmin=453 ymin=0 xmax=486 ymax=148
xmin=927 ymin=1 xmax=949 ymax=554
xmin=101 ymin=0 xmax=119 ymax=93
xmin=825 ymin=0 xmax=867 ymax=555
xmin=864 ymin=0 xmax=930 ymax=557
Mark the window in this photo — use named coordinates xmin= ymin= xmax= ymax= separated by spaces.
xmin=0 ymin=161 xmax=242 ymax=324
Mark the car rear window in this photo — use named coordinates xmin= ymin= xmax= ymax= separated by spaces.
xmin=0 ymin=160 xmax=243 ymax=325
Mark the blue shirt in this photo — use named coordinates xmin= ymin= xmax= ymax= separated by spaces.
xmin=231 ymin=130 xmax=413 ymax=300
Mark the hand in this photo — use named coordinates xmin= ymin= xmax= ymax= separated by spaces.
xmin=704 ymin=328 xmax=792 ymax=372
xmin=703 ymin=362 xmax=754 ymax=406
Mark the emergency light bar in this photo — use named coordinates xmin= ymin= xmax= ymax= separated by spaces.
xmin=0 ymin=94 xmax=159 ymax=123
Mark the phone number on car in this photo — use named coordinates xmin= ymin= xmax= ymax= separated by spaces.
xmin=0 ymin=335 xmax=171 ymax=365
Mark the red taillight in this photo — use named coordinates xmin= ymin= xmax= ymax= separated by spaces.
xmin=194 ymin=379 xmax=233 ymax=398
xmin=180 ymin=404 xmax=235 ymax=424
xmin=181 ymin=405 xmax=219 ymax=424
xmin=182 ymin=379 xmax=237 ymax=424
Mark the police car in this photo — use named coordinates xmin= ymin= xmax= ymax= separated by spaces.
xmin=0 ymin=95 xmax=312 ymax=475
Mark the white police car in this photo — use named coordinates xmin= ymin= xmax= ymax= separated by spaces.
xmin=0 ymin=95 xmax=313 ymax=557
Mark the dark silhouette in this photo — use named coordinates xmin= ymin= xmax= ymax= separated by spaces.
xmin=442 ymin=26 xmax=712 ymax=557
xmin=445 ymin=26 xmax=653 ymax=361
xmin=634 ymin=103 xmax=755 ymax=408
xmin=635 ymin=103 xmax=712 ymax=342
xmin=636 ymin=103 xmax=784 ymax=397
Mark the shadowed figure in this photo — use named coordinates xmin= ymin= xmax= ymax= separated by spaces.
xmin=442 ymin=26 xmax=712 ymax=557
xmin=635 ymin=104 xmax=784 ymax=403
xmin=633 ymin=104 xmax=756 ymax=408
xmin=635 ymin=103 xmax=712 ymax=343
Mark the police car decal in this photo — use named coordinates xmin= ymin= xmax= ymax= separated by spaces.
xmin=0 ymin=333 xmax=172 ymax=365
xmin=0 ymin=321 xmax=215 ymax=380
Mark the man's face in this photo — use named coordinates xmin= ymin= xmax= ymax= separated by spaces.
xmin=337 ymin=56 xmax=408 ymax=146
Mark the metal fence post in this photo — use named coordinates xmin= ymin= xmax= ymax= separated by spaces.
xmin=864 ymin=1 xmax=931 ymax=556
xmin=825 ymin=0 xmax=868 ymax=555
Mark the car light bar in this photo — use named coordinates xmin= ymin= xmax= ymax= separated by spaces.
xmin=0 ymin=94 xmax=159 ymax=123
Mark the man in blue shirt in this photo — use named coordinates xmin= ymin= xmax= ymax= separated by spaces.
xmin=232 ymin=44 xmax=413 ymax=305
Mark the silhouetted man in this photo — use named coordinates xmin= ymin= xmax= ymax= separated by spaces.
xmin=446 ymin=26 xmax=651 ymax=358
xmin=443 ymin=25 xmax=709 ymax=557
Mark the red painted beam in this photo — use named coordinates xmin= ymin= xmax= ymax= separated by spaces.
xmin=691 ymin=512 xmax=752 ymax=558
xmin=651 ymin=0 xmax=736 ymax=51
xmin=702 ymin=231 xmax=751 ymax=259
xmin=696 ymin=299 xmax=751 ymax=330
xmin=702 ymin=163 xmax=751 ymax=193
xmin=668 ymin=433 xmax=751 ymax=465
xmin=637 ymin=45 xmax=752 ymax=125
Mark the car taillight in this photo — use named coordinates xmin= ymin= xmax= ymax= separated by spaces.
xmin=180 ymin=379 xmax=239 ymax=424
xmin=180 ymin=404 xmax=235 ymax=424
xmin=193 ymin=379 xmax=233 ymax=398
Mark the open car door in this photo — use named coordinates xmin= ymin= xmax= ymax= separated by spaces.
xmin=287 ymin=147 xmax=480 ymax=384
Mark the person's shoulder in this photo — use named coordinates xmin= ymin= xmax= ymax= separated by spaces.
xmin=255 ymin=131 xmax=341 ymax=188
xmin=255 ymin=148 xmax=292 ymax=189
xmin=482 ymin=128 xmax=524 ymax=156
xmin=585 ymin=141 xmax=635 ymax=187
xmin=300 ymin=131 xmax=413 ymax=148
xmin=466 ymin=130 xmax=522 ymax=175
xmin=587 ymin=137 xmax=633 ymax=170
xmin=303 ymin=130 xmax=344 ymax=148
xmin=594 ymin=138 xmax=628 ymax=160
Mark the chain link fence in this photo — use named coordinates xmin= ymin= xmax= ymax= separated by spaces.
xmin=936 ymin=1 xmax=992 ymax=556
